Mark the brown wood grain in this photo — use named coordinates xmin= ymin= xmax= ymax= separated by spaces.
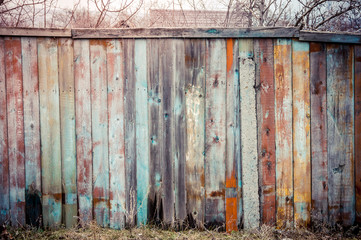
xmin=310 ymin=42 xmax=328 ymax=223
xmin=255 ymin=39 xmax=276 ymax=226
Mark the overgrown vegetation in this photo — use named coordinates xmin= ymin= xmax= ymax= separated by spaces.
xmin=1 ymin=222 xmax=361 ymax=240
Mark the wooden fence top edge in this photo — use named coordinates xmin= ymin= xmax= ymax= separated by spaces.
xmin=0 ymin=27 xmax=360 ymax=43
xmin=0 ymin=28 xmax=72 ymax=37
xmin=300 ymin=30 xmax=361 ymax=44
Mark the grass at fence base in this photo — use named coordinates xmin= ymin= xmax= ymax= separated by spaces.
xmin=1 ymin=222 xmax=361 ymax=240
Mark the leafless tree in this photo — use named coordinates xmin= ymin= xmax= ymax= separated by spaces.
xmin=293 ymin=0 xmax=361 ymax=31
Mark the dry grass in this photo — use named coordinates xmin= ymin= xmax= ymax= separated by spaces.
xmin=1 ymin=222 xmax=360 ymax=240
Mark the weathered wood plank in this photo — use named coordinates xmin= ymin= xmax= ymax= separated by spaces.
xmin=134 ymin=39 xmax=149 ymax=226
xmin=165 ymin=40 xmax=186 ymax=226
xmin=124 ymin=39 xmax=137 ymax=227
xmin=38 ymin=37 xmax=62 ymax=228
xmin=239 ymin=39 xmax=259 ymax=229
xmin=72 ymin=27 xmax=299 ymax=39
xmin=204 ymin=39 xmax=226 ymax=228
xmin=90 ymin=40 xmax=109 ymax=227
xmin=58 ymin=38 xmax=77 ymax=228
xmin=173 ymin=39 xmax=187 ymax=226
xmin=310 ymin=42 xmax=328 ymax=223
xmin=184 ymin=39 xmax=206 ymax=228
xmin=327 ymin=44 xmax=355 ymax=226
xmin=292 ymin=40 xmax=311 ymax=227
xmin=5 ymin=37 xmax=26 ymax=227
xmin=0 ymin=38 xmax=10 ymax=225
xmin=21 ymin=37 xmax=42 ymax=227
xmin=274 ymin=39 xmax=293 ymax=228
xmin=225 ymin=38 xmax=240 ymax=233
xmin=74 ymin=39 xmax=93 ymax=224
xmin=107 ymin=39 xmax=126 ymax=229
xmin=160 ymin=39 xmax=175 ymax=226
xmin=254 ymin=39 xmax=276 ymax=226
xmin=147 ymin=39 xmax=162 ymax=224
xmin=355 ymin=45 xmax=361 ymax=224
xmin=0 ymin=28 xmax=71 ymax=37
xmin=300 ymin=31 xmax=361 ymax=44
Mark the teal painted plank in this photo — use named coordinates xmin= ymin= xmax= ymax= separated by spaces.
xmin=38 ymin=37 xmax=62 ymax=228
xmin=205 ymin=39 xmax=226 ymax=228
xmin=147 ymin=39 xmax=163 ymax=224
xmin=22 ymin=37 xmax=42 ymax=226
xmin=90 ymin=40 xmax=109 ymax=227
xmin=327 ymin=44 xmax=355 ymax=226
xmin=74 ymin=39 xmax=93 ymax=224
xmin=107 ymin=39 xmax=126 ymax=229
xmin=292 ymin=40 xmax=311 ymax=227
xmin=135 ymin=39 xmax=149 ymax=226
xmin=0 ymin=38 xmax=9 ymax=225
xmin=58 ymin=38 xmax=77 ymax=228
xmin=124 ymin=39 xmax=137 ymax=227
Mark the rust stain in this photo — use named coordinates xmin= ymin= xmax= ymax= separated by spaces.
xmin=310 ymin=42 xmax=322 ymax=52
xmin=208 ymin=189 xmax=225 ymax=197
xmin=226 ymin=197 xmax=237 ymax=233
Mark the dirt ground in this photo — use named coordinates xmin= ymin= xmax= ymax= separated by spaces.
xmin=1 ymin=222 xmax=361 ymax=240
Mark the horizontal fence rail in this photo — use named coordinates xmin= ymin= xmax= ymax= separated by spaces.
xmin=0 ymin=28 xmax=360 ymax=232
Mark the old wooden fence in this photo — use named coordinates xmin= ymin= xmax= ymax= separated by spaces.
xmin=0 ymin=28 xmax=360 ymax=231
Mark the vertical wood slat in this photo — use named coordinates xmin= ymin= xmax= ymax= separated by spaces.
xmin=184 ymin=39 xmax=206 ymax=228
xmin=74 ymin=39 xmax=93 ymax=224
xmin=292 ymin=40 xmax=311 ymax=226
xmin=90 ymin=40 xmax=109 ymax=227
xmin=38 ymin=37 xmax=62 ymax=228
xmin=0 ymin=38 xmax=10 ymax=225
xmin=107 ymin=39 xmax=126 ymax=229
xmin=58 ymin=38 xmax=77 ymax=228
xmin=255 ymin=39 xmax=276 ymax=226
xmin=160 ymin=39 xmax=175 ymax=225
xmin=310 ymin=42 xmax=328 ymax=222
xmin=5 ymin=37 xmax=26 ymax=227
xmin=173 ymin=40 xmax=187 ymax=225
xmin=124 ymin=39 xmax=137 ymax=227
xmin=239 ymin=39 xmax=260 ymax=229
xmin=205 ymin=39 xmax=226 ymax=228
xmin=327 ymin=44 xmax=354 ymax=226
xmin=274 ymin=39 xmax=293 ymax=228
xmin=225 ymin=38 xmax=240 ymax=233
xmin=135 ymin=39 xmax=149 ymax=226
xmin=22 ymin=37 xmax=42 ymax=227
xmin=355 ymin=45 xmax=361 ymax=224
xmin=147 ymin=39 xmax=162 ymax=224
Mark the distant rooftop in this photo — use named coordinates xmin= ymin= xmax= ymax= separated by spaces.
xmin=148 ymin=9 xmax=246 ymax=28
